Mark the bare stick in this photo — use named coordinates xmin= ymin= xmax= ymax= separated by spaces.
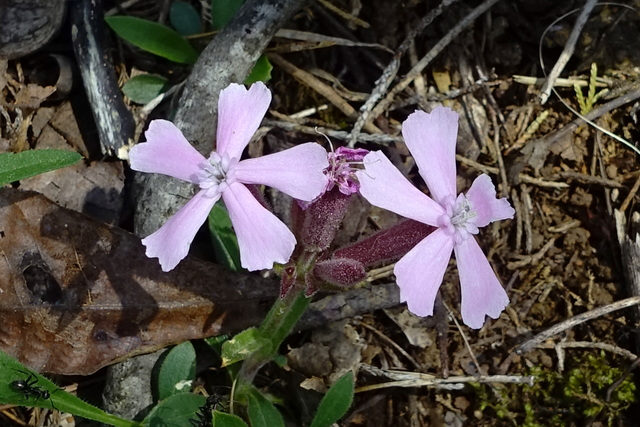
xmin=516 ymin=296 xmax=640 ymax=354
xmin=362 ymin=0 xmax=502 ymax=137
xmin=347 ymin=0 xmax=460 ymax=146
xmin=356 ymin=364 xmax=535 ymax=392
xmin=539 ymin=0 xmax=598 ymax=105
xmin=268 ymin=53 xmax=380 ymax=134
xmin=536 ymin=341 xmax=638 ymax=361
xmin=523 ymin=87 xmax=640 ymax=172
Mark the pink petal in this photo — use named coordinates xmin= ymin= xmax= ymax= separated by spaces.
xmin=216 ymin=82 xmax=271 ymax=159
xmin=466 ymin=174 xmax=515 ymax=228
xmin=356 ymin=151 xmax=445 ymax=226
xmin=142 ymin=190 xmax=220 ymax=272
xmin=222 ymin=182 xmax=295 ymax=271
xmin=394 ymin=228 xmax=455 ymax=317
xmin=234 ymin=143 xmax=329 ymax=201
xmin=455 ymin=237 xmax=509 ymax=329
xmin=130 ymin=120 xmax=206 ymax=183
xmin=402 ymin=107 xmax=459 ymax=204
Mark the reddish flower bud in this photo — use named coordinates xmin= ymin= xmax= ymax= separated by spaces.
xmin=313 ymin=257 xmax=366 ymax=287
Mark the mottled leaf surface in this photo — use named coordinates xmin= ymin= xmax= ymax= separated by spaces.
xmin=0 ymin=188 xmax=279 ymax=375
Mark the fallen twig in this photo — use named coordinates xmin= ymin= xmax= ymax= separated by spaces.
xmin=347 ymin=0 xmax=460 ymax=146
xmin=358 ymin=0 xmax=502 ymax=143
xmin=516 ymin=296 xmax=640 ymax=354
xmin=539 ymin=0 xmax=598 ymax=104
xmin=356 ymin=364 xmax=535 ymax=392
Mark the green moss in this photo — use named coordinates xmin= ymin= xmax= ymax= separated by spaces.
xmin=469 ymin=352 xmax=636 ymax=426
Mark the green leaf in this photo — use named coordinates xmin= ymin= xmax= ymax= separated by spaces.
xmin=244 ymin=55 xmax=272 ymax=85
xmin=310 ymin=372 xmax=354 ymax=427
xmin=212 ymin=411 xmax=248 ymax=427
xmin=170 ymin=1 xmax=203 ymax=36
xmin=207 ymin=202 xmax=242 ymax=271
xmin=211 ymin=0 xmax=245 ymax=30
xmin=0 ymin=150 xmax=81 ymax=185
xmin=144 ymin=392 xmax=206 ymax=427
xmin=0 ymin=351 xmax=140 ymax=427
xmin=122 ymin=74 xmax=168 ymax=104
xmin=105 ymin=16 xmax=198 ymax=64
xmin=221 ymin=328 xmax=269 ymax=366
xmin=247 ymin=387 xmax=284 ymax=427
xmin=157 ymin=341 xmax=197 ymax=400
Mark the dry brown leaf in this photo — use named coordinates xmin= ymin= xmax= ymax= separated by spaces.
xmin=13 ymin=83 xmax=56 ymax=109
xmin=0 ymin=188 xmax=279 ymax=375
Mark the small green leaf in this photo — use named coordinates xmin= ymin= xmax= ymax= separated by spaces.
xmin=310 ymin=372 xmax=354 ymax=427
xmin=144 ymin=392 xmax=206 ymax=427
xmin=247 ymin=387 xmax=284 ymax=427
xmin=212 ymin=411 xmax=248 ymax=427
xmin=0 ymin=351 xmax=140 ymax=427
xmin=208 ymin=202 xmax=242 ymax=271
xmin=0 ymin=150 xmax=81 ymax=185
xmin=122 ymin=74 xmax=168 ymax=104
xmin=211 ymin=0 xmax=245 ymax=30
xmin=170 ymin=1 xmax=203 ymax=36
xmin=244 ymin=55 xmax=272 ymax=85
xmin=221 ymin=328 xmax=269 ymax=366
xmin=105 ymin=16 xmax=198 ymax=64
xmin=157 ymin=341 xmax=197 ymax=400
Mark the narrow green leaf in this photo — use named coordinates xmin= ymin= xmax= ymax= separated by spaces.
xmin=144 ymin=392 xmax=206 ymax=427
xmin=247 ymin=387 xmax=284 ymax=427
xmin=310 ymin=372 xmax=354 ymax=427
xmin=244 ymin=55 xmax=272 ymax=85
xmin=221 ymin=328 xmax=269 ymax=366
xmin=0 ymin=351 xmax=140 ymax=427
xmin=105 ymin=16 xmax=198 ymax=64
xmin=157 ymin=341 xmax=197 ymax=400
xmin=122 ymin=74 xmax=168 ymax=104
xmin=211 ymin=0 xmax=245 ymax=30
xmin=0 ymin=150 xmax=81 ymax=185
xmin=207 ymin=202 xmax=242 ymax=271
xmin=212 ymin=411 xmax=249 ymax=427
xmin=170 ymin=1 xmax=203 ymax=36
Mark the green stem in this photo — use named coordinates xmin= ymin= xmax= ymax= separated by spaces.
xmin=237 ymin=289 xmax=310 ymax=384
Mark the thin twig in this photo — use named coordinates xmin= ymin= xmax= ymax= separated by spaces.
xmin=360 ymin=0 xmax=502 ymax=141
xmin=557 ymin=170 xmax=623 ymax=188
xmin=355 ymin=366 xmax=534 ymax=392
xmin=507 ymin=237 xmax=556 ymax=269
xmin=443 ymin=301 xmax=485 ymax=375
xmin=620 ymin=173 xmax=640 ymax=213
xmin=536 ymin=340 xmax=638 ymax=361
xmin=355 ymin=320 xmax=422 ymax=371
xmin=516 ymin=296 xmax=640 ymax=354
xmin=539 ymin=0 xmax=598 ymax=104
xmin=268 ymin=53 xmax=381 ymax=134
xmin=523 ymin=87 xmax=640 ymax=171
xmin=489 ymin=108 xmax=509 ymax=196
xmin=265 ymin=119 xmax=401 ymax=143
xmin=316 ymin=0 xmax=370 ymax=28
xmin=347 ymin=0 xmax=461 ymax=146
xmin=514 ymin=75 xmax=610 ymax=88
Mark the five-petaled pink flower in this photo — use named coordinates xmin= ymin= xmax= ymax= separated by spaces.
xmin=129 ymin=82 xmax=329 ymax=272
xmin=356 ymin=107 xmax=514 ymax=328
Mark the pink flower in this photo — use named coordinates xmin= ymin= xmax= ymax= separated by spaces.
xmin=325 ymin=146 xmax=369 ymax=195
xmin=129 ymin=82 xmax=329 ymax=272
xmin=356 ymin=107 xmax=514 ymax=328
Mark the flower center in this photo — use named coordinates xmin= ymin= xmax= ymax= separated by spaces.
xmin=197 ymin=152 xmax=237 ymax=195
xmin=438 ymin=194 xmax=479 ymax=243
xmin=325 ymin=147 xmax=368 ymax=195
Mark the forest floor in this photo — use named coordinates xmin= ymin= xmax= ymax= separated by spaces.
xmin=3 ymin=0 xmax=640 ymax=426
